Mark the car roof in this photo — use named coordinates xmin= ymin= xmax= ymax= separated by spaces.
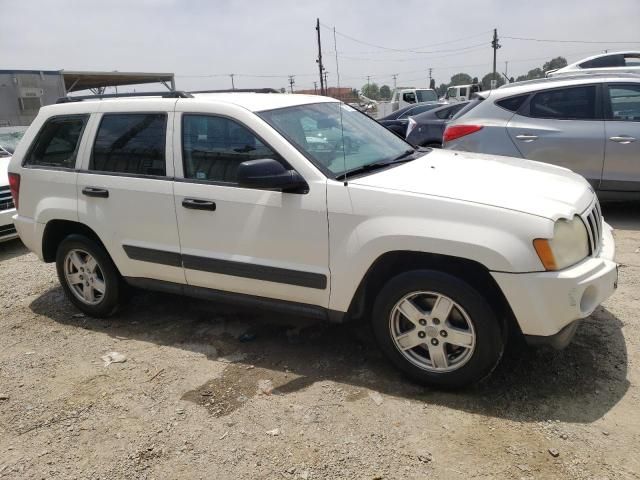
xmin=563 ymin=50 xmax=640 ymax=69
xmin=493 ymin=73 xmax=640 ymax=96
xmin=411 ymin=101 xmax=470 ymax=122
xmin=44 ymin=92 xmax=338 ymax=116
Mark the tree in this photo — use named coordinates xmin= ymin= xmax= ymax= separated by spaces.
xmin=361 ymin=82 xmax=380 ymax=100
xmin=543 ymin=56 xmax=568 ymax=73
xmin=429 ymin=78 xmax=436 ymax=89
xmin=379 ymin=84 xmax=391 ymax=100
xmin=450 ymin=73 xmax=473 ymax=86
xmin=437 ymin=83 xmax=449 ymax=97
xmin=472 ymin=77 xmax=479 ymax=84
xmin=481 ymin=72 xmax=506 ymax=90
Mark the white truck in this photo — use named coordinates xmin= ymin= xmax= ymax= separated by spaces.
xmin=444 ymin=83 xmax=483 ymax=103
xmin=378 ymin=88 xmax=438 ymax=118
xmin=8 ymin=91 xmax=617 ymax=388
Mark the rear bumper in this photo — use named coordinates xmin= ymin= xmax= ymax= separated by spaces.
xmin=12 ymin=214 xmax=44 ymax=258
xmin=0 ymin=208 xmax=18 ymax=242
xmin=492 ymin=221 xmax=617 ymax=340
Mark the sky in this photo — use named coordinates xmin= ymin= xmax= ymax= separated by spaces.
xmin=1 ymin=0 xmax=639 ymax=93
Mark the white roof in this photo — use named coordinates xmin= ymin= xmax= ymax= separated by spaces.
xmin=189 ymin=93 xmax=337 ymax=112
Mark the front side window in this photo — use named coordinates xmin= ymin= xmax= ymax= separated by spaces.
xmin=24 ymin=115 xmax=87 ymax=168
xmin=608 ymin=84 xmax=640 ymax=121
xmin=182 ymin=115 xmax=278 ymax=183
xmin=259 ymin=102 xmax=415 ymax=178
xmin=403 ymin=92 xmax=416 ymax=103
xmin=459 ymin=87 xmax=468 ymax=98
xmin=91 ymin=113 xmax=167 ymax=176
xmin=529 ymin=86 xmax=596 ymax=120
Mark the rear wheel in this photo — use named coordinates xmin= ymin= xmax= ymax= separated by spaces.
xmin=372 ymin=270 xmax=504 ymax=388
xmin=55 ymin=234 xmax=123 ymax=317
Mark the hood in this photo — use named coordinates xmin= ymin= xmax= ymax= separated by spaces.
xmin=0 ymin=157 xmax=9 ymax=187
xmin=350 ymin=149 xmax=594 ymax=220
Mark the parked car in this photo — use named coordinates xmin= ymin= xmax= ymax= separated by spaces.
xmin=378 ymin=102 xmax=442 ymax=136
xmin=405 ymin=102 xmax=469 ymax=147
xmin=444 ymin=74 xmax=640 ymax=200
xmin=444 ymin=84 xmax=483 ymax=103
xmin=8 ymin=91 xmax=617 ymax=388
xmin=0 ymin=126 xmax=27 ymax=242
xmin=547 ymin=51 xmax=640 ymax=77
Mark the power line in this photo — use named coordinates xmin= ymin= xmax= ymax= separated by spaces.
xmin=502 ymin=35 xmax=640 ymax=44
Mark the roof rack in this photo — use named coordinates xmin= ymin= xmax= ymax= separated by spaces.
xmin=191 ymin=88 xmax=281 ymax=94
xmin=56 ymin=91 xmax=193 ymax=103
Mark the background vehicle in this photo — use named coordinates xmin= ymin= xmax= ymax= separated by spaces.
xmin=0 ymin=126 xmax=27 ymax=242
xmin=9 ymin=92 xmax=616 ymax=388
xmin=378 ymin=102 xmax=442 ymax=136
xmin=388 ymin=88 xmax=438 ymax=110
xmin=547 ymin=51 xmax=640 ymax=77
xmin=405 ymin=102 xmax=469 ymax=147
xmin=444 ymin=84 xmax=483 ymax=103
xmin=444 ymin=74 xmax=640 ymax=200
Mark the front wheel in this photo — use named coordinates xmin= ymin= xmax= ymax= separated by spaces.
xmin=55 ymin=234 xmax=123 ymax=318
xmin=372 ymin=270 xmax=504 ymax=388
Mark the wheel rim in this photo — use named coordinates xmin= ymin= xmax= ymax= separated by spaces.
xmin=389 ymin=291 xmax=476 ymax=373
xmin=63 ymin=249 xmax=106 ymax=306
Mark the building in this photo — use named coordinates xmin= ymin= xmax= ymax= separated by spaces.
xmin=296 ymin=87 xmax=357 ymax=103
xmin=0 ymin=70 xmax=175 ymax=126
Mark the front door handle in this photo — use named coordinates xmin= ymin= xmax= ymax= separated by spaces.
xmin=82 ymin=187 xmax=109 ymax=198
xmin=609 ymin=135 xmax=636 ymax=144
xmin=515 ymin=134 xmax=539 ymax=142
xmin=182 ymin=198 xmax=216 ymax=211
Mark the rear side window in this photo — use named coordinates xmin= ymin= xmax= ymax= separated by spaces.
xmin=91 ymin=113 xmax=167 ymax=176
xmin=182 ymin=114 xmax=278 ymax=183
xmin=435 ymin=103 xmax=465 ymax=119
xmin=608 ymin=84 xmax=640 ymax=121
xmin=529 ymin=86 xmax=596 ymax=120
xmin=24 ymin=115 xmax=87 ymax=168
xmin=496 ymin=94 xmax=528 ymax=113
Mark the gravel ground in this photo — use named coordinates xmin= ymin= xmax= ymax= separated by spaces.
xmin=0 ymin=203 xmax=639 ymax=479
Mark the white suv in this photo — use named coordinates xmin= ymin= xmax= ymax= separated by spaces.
xmin=8 ymin=91 xmax=618 ymax=388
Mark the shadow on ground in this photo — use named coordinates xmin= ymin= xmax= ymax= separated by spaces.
xmin=602 ymin=201 xmax=640 ymax=231
xmin=0 ymin=238 xmax=27 ymax=261
xmin=30 ymin=284 xmax=629 ymax=424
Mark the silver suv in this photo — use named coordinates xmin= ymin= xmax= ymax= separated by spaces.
xmin=443 ymin=74 xmax=640 ymax=200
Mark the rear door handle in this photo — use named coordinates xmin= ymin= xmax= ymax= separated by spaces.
xmin=515 ymin=134 xmax=539 ymax=142
xmin=182 ymin=198 xmax=216 ymax=211
xmin=609 ymin=135 xmax=636 ymax=144
xmin=82 ymin=187 xmax=109 ymax=198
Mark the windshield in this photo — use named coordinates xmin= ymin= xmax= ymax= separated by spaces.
xmin=259 ymin=102 xmax=414 ymax=178
xmin=0 ymin=127 xmax=28 ymax=154
xmin=416 ymin=90 xmax=437 ymax=102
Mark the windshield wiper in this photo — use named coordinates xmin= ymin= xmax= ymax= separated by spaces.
xmin=335 ymin=149 xmax=418 ymax=180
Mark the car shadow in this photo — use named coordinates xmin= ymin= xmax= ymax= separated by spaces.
xmin=0 ymin=238 xmax=27 ymax=261
xmin=602 ymin=201 xmax=640 ymax=232
xmin=29 ymin=286 xmax=628 ymax=424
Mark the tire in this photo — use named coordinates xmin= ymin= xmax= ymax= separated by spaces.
xmin=372 ymin=269 xmax=504 ymax=388
xmin=55 ymin=234 xmax=123 ymax=318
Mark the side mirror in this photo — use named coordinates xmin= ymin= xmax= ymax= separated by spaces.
xmin=237 ymin=158 xmax=308 ymax=193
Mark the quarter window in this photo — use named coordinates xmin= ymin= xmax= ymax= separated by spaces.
xmin=529 ymin=86 xmax=596 ymax=120
xmin=91 ymin=113 xmax=167 ymax=176
xmin=182 ymin=115 xmax=278 ymax=183
xmin=24 ymin=115 xmax=87 ymax=168
xmin=608 ymin=84 xmax=640 ymax=121
xmin=496 ymin=94 xmax=528 ymax=113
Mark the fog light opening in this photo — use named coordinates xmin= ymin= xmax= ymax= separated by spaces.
xmin=580 ymin=285 xmax=598 ymax=315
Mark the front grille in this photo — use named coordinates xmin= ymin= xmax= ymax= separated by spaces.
xmin=0 ymin=186 xmax=15 ymax=212
xmin=0 ymin=224 xmax=17 ymax=237
xmin=583 ymin=200 xmax=603 ymax=256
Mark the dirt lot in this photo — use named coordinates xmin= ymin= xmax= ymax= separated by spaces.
xmin=0 ymin=204 xmax=639 ymax=480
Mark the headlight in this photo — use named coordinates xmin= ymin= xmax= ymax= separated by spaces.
xmin=533 ymin=216 xmax=589 ymax=271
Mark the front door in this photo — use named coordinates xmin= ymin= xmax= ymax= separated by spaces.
xmin=77 ymin=107 xmax=185 ymax=285
xmin=172 ymin=111 xmax=330 ymax=307
xmin=601 ymin=83 xmax=640 ymax=192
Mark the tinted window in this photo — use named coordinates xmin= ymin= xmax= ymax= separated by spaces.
xmin=398 ymin=104 xmax=438 ymax=119
xmin=403 ymin=92 xmax=416 ymax=103
xmin=496 ymin=94 xmax=528 ymax=113
xmin=459 ymin=87 xmax=468 ymax=98
xmin=24 ymin=116 xmax=87 ymax=168
xmin=580 ymin=54 xmax=625 ymax=69
xmin=416 ymin=90 xmax=438 ymax=102
xmin=435 ymin=103 xmax=465 ymax=119
xmin=608 ymin=84 xmax=640 ymax=121
xmin=529 ymin=86 xmax=596 ymax=120
xmin=91 ymin=114 xmax=167 ymax=176
xmin=182 ymin=115 xmax=278 ymax=183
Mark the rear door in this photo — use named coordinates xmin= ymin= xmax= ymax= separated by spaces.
xmin=506 ymin=84 xmax=605 ymax=188
xmin=77 ymin=101 xmax=185 ymax=284
xmin=601 ymin=83 xmax=640 ymax=192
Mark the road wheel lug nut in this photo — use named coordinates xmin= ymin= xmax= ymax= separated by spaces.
xmin=431 ymin=338 xmax=439 ymax=346
xmin=433 ymin=318 xmax=440 ymax=325
xmin=418 ymin=331 xmax=426 ymax=338
xmin=440 ymin=330 xmax=448 ymax=337
xmin=419 ymin=319 xmax=426 ymax=326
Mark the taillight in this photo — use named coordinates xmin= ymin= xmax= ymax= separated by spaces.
xmin=443 ymin=124 xmax=483 ymax=143
xmin=8 ymin=173 xmax=20 ymax=210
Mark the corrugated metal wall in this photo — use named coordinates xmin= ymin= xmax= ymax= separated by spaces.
xmin=0 ymin=71 xmax=66 ymax=126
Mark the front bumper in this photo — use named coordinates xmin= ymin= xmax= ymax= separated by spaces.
xmin=0 ymin=207 xmax=18 ymax=242
xmin=492 ymin=221 xmax=617 ymax=340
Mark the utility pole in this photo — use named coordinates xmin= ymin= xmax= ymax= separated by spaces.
xmin=428 ymin=68 xmax=432 ymax=87
xmin=288 ymin=75 xmax=295 ymax=93
xmin=392 ymin=74 xmax=397 ymax=90
xmin=324 ymin=71 xmax=329 ymax=92
xmin=313 ymin=81 xmax=318 ymax=94
xmin=491 ymin=28 xmax=501 ymax=89
xmin=316 ymin=19 xmax=325 ymax=95
xmin=366 ymin=75 xmax=371 ymax=95
xmin=230 ymin=74 xmax=235 ymax=90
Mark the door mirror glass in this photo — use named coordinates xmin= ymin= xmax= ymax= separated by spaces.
xmin=237 ymin=158 xmax=308 ymax=193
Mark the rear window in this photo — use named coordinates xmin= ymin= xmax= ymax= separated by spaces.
xmin=496 ymin=94 xmax=528 ymax=113
xmin=90 ymin=113 xmax=167 ymax=176
xmin=435 ymin=103 xmax=466 ymax=119
xmin=24 ymin=115 xmax=88 ymax=168
xmin=529 ymin=86 xmax=597 ymax=120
